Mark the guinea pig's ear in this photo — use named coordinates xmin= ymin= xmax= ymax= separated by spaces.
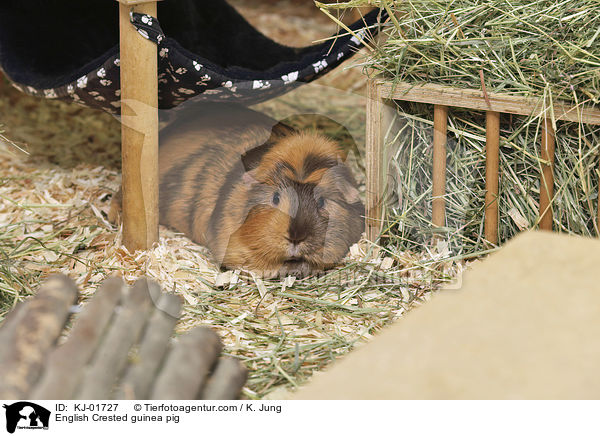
xmin=324 ymin=164 xmax=362 ymax=204
xmin=241 ymin=121 xmax=296 ymax=172
xmin=242 ymin=169 xmax=259 ymax=186
xmin=336 ymin=178 xmax=361 ymax=204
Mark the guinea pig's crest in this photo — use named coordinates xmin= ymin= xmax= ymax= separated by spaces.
xmin=218 ymin=122 xmax=365 ymax=278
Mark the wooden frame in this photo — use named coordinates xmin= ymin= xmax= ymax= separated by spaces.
xmin=117 ymin=0 xmax=160 ymax=251
xmin=365 ymin=79 xmax=600 ymax=244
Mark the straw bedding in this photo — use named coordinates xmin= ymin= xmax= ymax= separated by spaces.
xmin=0 ymin=71 xmax=460 ymax=397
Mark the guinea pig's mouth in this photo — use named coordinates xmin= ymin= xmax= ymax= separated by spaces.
xmin=283 ymin=256 xmax=306 ymax=265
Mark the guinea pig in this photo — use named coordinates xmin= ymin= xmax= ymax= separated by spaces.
xmin=113 ymin=103 xmax=364 ymax=278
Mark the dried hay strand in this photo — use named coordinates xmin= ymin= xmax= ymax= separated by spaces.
xmin=320 ymin=0 xmax=600 ymax=253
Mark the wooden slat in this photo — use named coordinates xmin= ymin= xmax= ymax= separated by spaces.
xmin=432 ymin=105 xmax=448 ymax=228
xmin=485 ymin=111 xmax=501 ymax=245
xmin=119 ymin=2 xmax=159 ymax=251
xmin=150 ymin=327 xmax=222 ymax=400
xmin=0 ymin=275 xmax=78 ymax=399
xmin=378 ymin=81 xmax=600 ymax=125
xmin=366 ymin=80 xmax=385 ymax=242
xmin=199 ymin=357 xmax=248 ymax=400
xmin=116 ymin=293 xmax=182 ymax=400
xmin=75 ymin=278 xmax=158 ymax=399
xmin=539 ymin=119 xmax=556 ymax=231
xmin=32 ymin=278 xmax=124 ymax=400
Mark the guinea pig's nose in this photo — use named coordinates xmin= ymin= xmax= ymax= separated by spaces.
xmin=286 ymin=225 xmax=308 ymax=245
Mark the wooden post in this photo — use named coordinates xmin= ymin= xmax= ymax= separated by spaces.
xmin=366 ymin=80 xmax=385 ymax=242
xmin=539 ymin=118 xmax=555 ymax=231
xmin=598 ymin=160 xmax=600 ymax=235
xmin=0 ymin=275 xmax=78 ymax=399
xmin=76 ymin=278 xmax=156 ymax=399
xmin=485 ymin=111 xmax=501 ymax=244
xmin=151 ymin=327 xmax=222 ymax=400
xmin=200 ymin=358 xmax=248 ymax=400
xmin=32 ymin=278 xmax=124 ymax=400
xmin=118 ymin=0 xmax=159 ymax=251
xmin=432 ymin=105 xmax=448 ymax=228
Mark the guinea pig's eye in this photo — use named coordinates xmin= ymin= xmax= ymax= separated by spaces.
xmin=317 ymin=196 xmax=325 ymax=209
xmin=272 ymin=191 xmax=280 ymax=206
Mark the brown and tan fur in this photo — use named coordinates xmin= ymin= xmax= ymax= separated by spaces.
xmin=112 ymin=103 xmax=364 ymax=277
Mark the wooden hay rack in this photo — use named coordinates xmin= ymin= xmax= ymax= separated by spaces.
xmin=0 ymin=274 xmax=247 ymax=400
xmin=365 ymin=79 xmax=600 ymax=243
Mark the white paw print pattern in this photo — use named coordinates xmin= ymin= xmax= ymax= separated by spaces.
xmin=114 ymin=58 xmax=120 ymax=67
xmin=159 ymin=48 xmax=169 ymax=58
xmin=100 ymin=79 xmax=112 ymax=86
xmin=312 ymin=60 xmax=328 ymax=73
xmin=282 ymin=71 xmax=299 ymax=84
xmin=252 ymin=80 xmax=271 ymax=89
xmin=350 ymin=29 xmax=367 ymax=45
xmin=141 ymin=15 xmax=153 ymax=26
xmin=44 ymin=89 xmax=57 ymax=99
xmin=67 ymin=85 xmax=74 ymax=94
xmin=193 ymin=60 xmax=202 ymax=71
xmin=337 ymin=52 xmax=344 ymax=60
xmin=77 ymin=76 xmax=88 ymax=89
xmin=222 ymin=81 xmax=237 ymax=92
xmin=137 ymin=29 xmax=150 ymax=40
xmin=175 ymin=67 xmax=187 ymax=75
xmin=97 ymin=68 xmax=106 ymax=78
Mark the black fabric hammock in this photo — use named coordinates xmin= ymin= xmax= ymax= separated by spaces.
xmin=0 ymin=1 xmax=387 ymax=114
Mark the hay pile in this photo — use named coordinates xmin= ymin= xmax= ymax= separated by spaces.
xmin=321 ymin=0 xmax=600 ymax=252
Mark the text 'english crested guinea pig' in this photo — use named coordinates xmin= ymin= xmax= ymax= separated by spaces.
xmin=156 ymin=104 xmax=364 ymax=278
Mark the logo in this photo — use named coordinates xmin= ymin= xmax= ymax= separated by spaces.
xmin=2 ymin=402 xmax=50 ymax=434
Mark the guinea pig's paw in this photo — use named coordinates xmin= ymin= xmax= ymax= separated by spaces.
xmin=276 ymin=260 xmax=317 ymax=280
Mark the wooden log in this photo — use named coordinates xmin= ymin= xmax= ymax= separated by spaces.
xmin=378 ymin=81 xmax=600 ymax=125
xmin=150 ymin=327 xmax=222 ymax=400
xmin=485 ymin=111 xmax=501 ymax=245
xmin=31 ymin=278 xmax=124 ymax=400
xmin=539 ymin=119 xmax=556 ymax=231
xmin=116 ymin=293 xmax=182 ymax=400
xmin=119 ymin=1 xmax=159 ymax=251
xmin=432 ymin=105 xmax=448 ymax=229
xmin=199 ymin=357 xmax=248 ymax=400
xmin=0 ymin=275 xmax=78 ymax=399
xmin=75 ymin=278 xmax=157 ymax=399
xmin=0 ymin=301 xmax=28 ymax=365
xmin=366 ymin=80 xmax=385 ymax=242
